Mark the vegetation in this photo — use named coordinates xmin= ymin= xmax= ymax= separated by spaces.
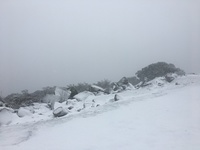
xmin=136 ymin=62 xmax=185 ymax=82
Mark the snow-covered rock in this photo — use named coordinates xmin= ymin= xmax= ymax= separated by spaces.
xmin=17 ymin=107 xmax=33 ymax=118
xmin=114 ymin=94 xmax=122 ymax=101
xmin=55 ymin=87 xmax=71 ymax=102
xmin=0 ymin=108 xmax=13 ymax=126
xmin=53 ymin=107 xmax=68 ymax=117
xmin=74 ymin=91 xmax=94 ymax=101
xmin=91 ymin=85 xmax=105 ymax=92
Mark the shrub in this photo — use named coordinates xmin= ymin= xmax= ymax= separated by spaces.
xmin=136 ymin=62 xmax=185 ymax=82
xmin=4 ymin=86 xmax=56 ymax=109
xmin=68 ymin=83 xmax=91 ymax=93
xmin=95 ymin=79 xmax=111 ymax=89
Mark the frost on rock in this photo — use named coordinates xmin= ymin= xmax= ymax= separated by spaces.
xmin=17 ymin=107 xmax=34 ymax=118
xmin=0 ymin=108 xmax=13 ymax=126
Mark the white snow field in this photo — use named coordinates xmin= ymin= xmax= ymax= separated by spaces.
xmin=0 ymin=75 xmax=200 ymax=150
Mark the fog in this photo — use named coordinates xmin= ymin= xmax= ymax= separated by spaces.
xmin=0 ymin=0 xmax=200 ymax=96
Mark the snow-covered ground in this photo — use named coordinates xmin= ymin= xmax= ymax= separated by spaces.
xmin=0 ymin=74 xmax=200 ymax=150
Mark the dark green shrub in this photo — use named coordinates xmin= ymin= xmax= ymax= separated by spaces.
xmin=136 ymin=62 xmax=185 ymax=82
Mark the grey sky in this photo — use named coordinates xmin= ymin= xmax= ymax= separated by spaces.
xmin=0 ymin=0 xmax=200 ymax=96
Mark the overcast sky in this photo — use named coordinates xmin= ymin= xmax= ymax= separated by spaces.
xmin=0 ymin=0 xmax=200 ymax=96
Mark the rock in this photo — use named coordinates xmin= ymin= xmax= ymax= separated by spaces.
xmin=68 ymin=106 xmax=74 ymax=110
xmin=91 ymin=85 xmax=105 ymax=93
xmin=111 ymin=77 xmax=130 ymax=92
xmin=77 ymin=109 xmax=82 ymax=112
xmin=17 ymin=107 xmax=33 ymax=117
xmin=114 ymin=94 xmax=122 ymax=101
xmin=53 ymin=107 xmax=68 ymax=117
xmin=165 ymin=74 xmax=175 ymax=83
xmin=43 ymin=94 xmax=60 ymax=110
xmin=118 ymin=77 xmax=129 ymax=86
xmin=74 ymin=91 xmax=94 ymax=101
xmin=55 ymin=87 xmax=71 ymax=102
xmin=68 ymin=87 xmax=78 ymax=99
xmin=0 ymin=108 xmax=13 ymax=126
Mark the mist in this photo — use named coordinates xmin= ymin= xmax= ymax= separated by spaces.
xmin=0 ymin=0 xmax=200 ymax=96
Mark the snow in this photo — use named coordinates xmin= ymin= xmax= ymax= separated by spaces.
xmin=0 ymin=74 xmax=200 ymax=150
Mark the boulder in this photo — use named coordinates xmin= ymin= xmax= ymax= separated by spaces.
xmin=55 ymin=87 xmax=71 ymax=102
xmin=0 ymin=108 xmax=13 ymax=126
xmin=17 ymin=107 xmax=33 ymax=117
xmin=118 ymin=77 xmax=129 ymax=86
xmin=53 ymin=107 xmax=68 ymax=117
xmin=73 ymin=91 xmax=94 ymax=101
xmin=68 ymin=106 xmax=74 ymax=110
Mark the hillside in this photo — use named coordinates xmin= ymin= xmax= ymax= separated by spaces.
xmin=0 ymin=74 xmax=200 ymax=150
